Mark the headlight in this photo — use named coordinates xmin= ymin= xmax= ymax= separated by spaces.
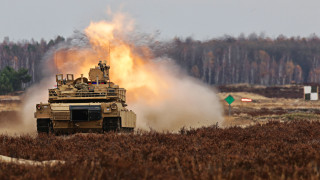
xmin=36 ymin=104 xmax=41 ymax=110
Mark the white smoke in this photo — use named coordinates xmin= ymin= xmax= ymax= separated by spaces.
xmin=19 ymin=78 xmax=55 ymax=133
xmin=131 ymin=59 xmax=223 ymax=132
xmin=0 ymin=78 xmax=53 ymax=135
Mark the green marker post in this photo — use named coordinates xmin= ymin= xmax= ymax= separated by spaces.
xmin=224 ymin=95 xmax=235 ymax=116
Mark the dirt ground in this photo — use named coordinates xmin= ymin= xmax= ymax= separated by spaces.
xmin=0 ymin=84 xmax=318 ymax=132
xmin=0 ymin=96 xmax=25 ymax=134
xmin=218 ymin=84 xmax=320 ymax=127
xmin=0 ymin=95 xmax=21 ymax=120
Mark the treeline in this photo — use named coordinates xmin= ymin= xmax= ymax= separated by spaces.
xmin=0 ymin=36 xmax=65 ymax=84
xmin=156 ymin=34 xmax=320 ymax=85
xmin=2 ymin=34 xmax=320 ymax=89
xmin=0 ymin=66 xmax=31 ymax=94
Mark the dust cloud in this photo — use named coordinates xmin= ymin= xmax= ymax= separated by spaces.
xmin=0 ymin=48 xmax=59 ymax=135
xmin=132 ymin=59 xmax=224 ymax=132
xmin=0 ymin=73 xmax=56 ymax=135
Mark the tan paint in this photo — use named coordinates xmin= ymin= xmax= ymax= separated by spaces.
xmin=35 ymin=62 xmax=136 ymax=133
xmin=53 ymin=120 xmax=103 ymax=129
xmin=34 ymin=103 xmax=51 ymax=119
xmin=120 ymin=110 xmax=136 ymax=128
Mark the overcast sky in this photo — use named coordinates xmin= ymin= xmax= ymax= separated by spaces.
xmin=0 ymin=0 xmax=319 ymax=41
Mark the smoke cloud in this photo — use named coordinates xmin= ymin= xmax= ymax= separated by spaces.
xmin=132 ymin=59 xmax=223 ymax=132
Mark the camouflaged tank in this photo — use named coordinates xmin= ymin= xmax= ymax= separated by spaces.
xmin=35 ymin=61 xmax=136 ymax=134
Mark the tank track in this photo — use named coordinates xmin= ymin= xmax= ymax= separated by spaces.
xmin=36 ymin=118 xmax=133 ymax=134
xmin=103 ymin=117 xmax=134 ymax=132
xmin=36 ymin=118 xmax=53 ymax=134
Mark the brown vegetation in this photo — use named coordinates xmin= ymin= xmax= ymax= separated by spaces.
xmin=0 ymin=121 xmax=320 ymax=179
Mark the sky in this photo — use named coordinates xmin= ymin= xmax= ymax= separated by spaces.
xmin=0 ymin=0 xmax=320 ymax=41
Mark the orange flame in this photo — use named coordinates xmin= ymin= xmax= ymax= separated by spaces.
xmin=53 ymin=15 xmax=168 ymax=103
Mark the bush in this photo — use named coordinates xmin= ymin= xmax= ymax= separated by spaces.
xmin=0 ymin=66 xmax=31 ymax=94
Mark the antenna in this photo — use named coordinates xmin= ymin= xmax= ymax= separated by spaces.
xmin=54 ymin=52 xmax=59 ymax=88
xmin=108 ymin=41 xmax=111 ymax=87
xmin=108 ymin=41 xmax=111 ymax=66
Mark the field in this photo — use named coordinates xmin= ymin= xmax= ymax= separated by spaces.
xmin=0 ymin=121 xmax=320 ymax=179
xmin=218 ymin=84 xmax=320 ymax=127
xmin=1 ymin=84 xmax=320 ymax=179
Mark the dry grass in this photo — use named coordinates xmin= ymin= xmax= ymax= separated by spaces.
xmin=219 ymin=90 xmax=320 ymax=128
xmin=0 ymin=121 xmax=320 ymax=179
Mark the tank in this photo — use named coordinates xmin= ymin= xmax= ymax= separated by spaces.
xmin=34 ymin=61 xmax=136 ymax=134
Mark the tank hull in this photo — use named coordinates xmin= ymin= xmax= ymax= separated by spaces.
xmin=35 ymin=102 xmax=136 ymax=134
